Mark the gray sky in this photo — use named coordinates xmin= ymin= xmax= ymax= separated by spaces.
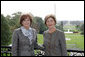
xmin=1 ymin=1 xmax=84 ymax=21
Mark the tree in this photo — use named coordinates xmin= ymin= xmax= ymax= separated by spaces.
xmin=80 ymin=23 xmax=84 ymax=35
xmin=56 ymin=21 xmax=64 ymax=32
xmin=60 ymin=21 xmax=64 ymax=31
xmin=1 ymin=14 xmax=12 ymax=46
xmin=33 ymin=17 xmax=47 ymax=34
xmin=10 ymin=12 xmax=22 ymax=32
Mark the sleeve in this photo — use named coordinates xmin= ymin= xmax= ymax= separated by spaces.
xmin=12 ymin=30 xmax=19 ymax=56
xmin=33 ymin=29 xmax=44 ymax=50
xmin=59 ymin=32 xmax=68 ymax=56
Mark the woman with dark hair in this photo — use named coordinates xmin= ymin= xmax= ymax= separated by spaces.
xmin=12 ymin=14 xmax=43 ymax=56
xmin=43 ymin=14 xmax=67 ymax=56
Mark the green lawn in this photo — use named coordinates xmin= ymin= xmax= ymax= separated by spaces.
xmin=65 ymin=33 xmax=84 ymax=50
xmin=37 ymin=33 xmax=84 ymax=50
xmin=37 ymin=34 xmax=43 ymax=45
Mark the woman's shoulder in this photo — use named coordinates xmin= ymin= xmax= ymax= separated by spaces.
xmin=31 ymin=28 xmax=38 ymax=35
xmin=56 ymin=29 xmax=64 ymax=34
xmin=31 ymin=28 xmax=37 ymax=37
xmin=56 ymin=29 xmax=65 ymax=38
xmin=43 ymin=30 xmax=48 ymax=34
xmin=13 ymin=28 xmax=21 ymax=33
xmin=31 ymin=28 xmax=37 ymax=33
xmin=32 ymin=28 xmax=36 ymax=31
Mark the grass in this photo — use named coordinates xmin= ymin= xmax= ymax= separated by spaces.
xmin=65 ymin=33 xmax=84 ymax=50
xmin=37 ymin=34 xmax=43 ymax=45
xmin=37 ymin=33 xmax=84 ymax=50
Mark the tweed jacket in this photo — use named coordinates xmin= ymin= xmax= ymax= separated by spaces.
xmin=43 ymin=29 xmax=67 ymax=56
xmin=12 ymin=28 xmax=42 ymax=56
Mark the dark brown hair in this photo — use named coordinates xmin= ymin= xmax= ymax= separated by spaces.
xmin=44 ymin=14 xmax=56 ymax=25
xmin=20 ymin=14 xmax=32 ymax=26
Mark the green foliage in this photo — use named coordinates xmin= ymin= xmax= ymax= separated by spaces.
xmin=79 ymin=23 xmax=84 ymax=35
xmin=33 ymin=17 xmax=47 ymax=34
xmin=55 ymin=24 xmax=64 ymax=31
xmin=7 ymin=12 xmax=21 ymax=32
xmin=1 ymin=14 xmax=12 ymax=46
xmin=31 ymin=17 xmax=40 ymax=33
xmin=1 ymin=12 xmax=22 ymax=46
xmin=75 ymin=25 xmax=80 ymax=31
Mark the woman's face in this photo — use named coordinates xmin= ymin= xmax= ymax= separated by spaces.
xmin=46 ymin=17 xmax=55 ymax=29
xmin=22 ymin=17 xmax=30 ymax=28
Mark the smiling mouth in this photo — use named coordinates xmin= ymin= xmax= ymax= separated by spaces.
xmin=48 ymin=25 xmax=52 ymax=26
xmin=25 ymin=23 xmax=30 ymax=25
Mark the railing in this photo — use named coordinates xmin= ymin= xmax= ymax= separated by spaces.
xmin=1 ymin=46 xmax=84 ymax=56
xmin=67 ymin=49 xmax=84 ymax=56
xmin=1 ymin=46 xmax=12 ymax=56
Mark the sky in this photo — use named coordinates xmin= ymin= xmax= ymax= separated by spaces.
xmin=1 ymin=1 xmax=84 ymax=21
